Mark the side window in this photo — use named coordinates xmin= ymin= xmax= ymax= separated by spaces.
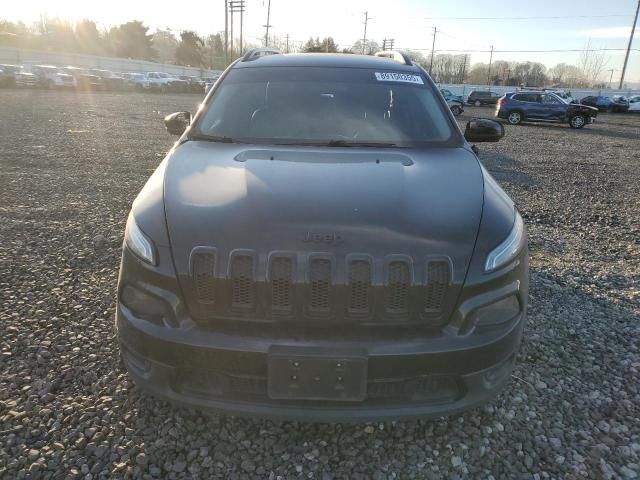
xmin=542 ymin=95 xmax=560 ymax=105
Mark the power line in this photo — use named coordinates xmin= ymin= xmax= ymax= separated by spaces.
xmin=425 ymin=14 xmax=633 ymax=20
xmin=398 ymin=47 xmax=640 ymax=53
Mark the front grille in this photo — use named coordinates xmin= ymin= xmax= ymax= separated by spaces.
xmin=231 ymin=255 xmax=255 ymax=309
xmin=271 ymin=257 xmax=293 ymax=312
xmin=387 ymin=261 xmax=410 ymax=314
xmin=192 ymin=252 xmax=216 ymax=305
xmin=188 ymin=248 xmax=453 ymax=325
xmin=348 ymin=260 xmax=371 ymax=314
xmin=309 ymin=258 xmax=331 ymax=313
xmin=424 ymin=261 xmax=450 ymax=313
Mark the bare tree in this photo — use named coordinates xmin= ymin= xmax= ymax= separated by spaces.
xmin=578 ymin=39 xmax=608 ymax=87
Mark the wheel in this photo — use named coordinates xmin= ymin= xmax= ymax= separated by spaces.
xmin=451 ymin=105 xmax=462 ymax=116
xmin=474 ymin=100 xmax=481 ymax=107
xmin=569 ymin=115 xmax=586 ymax=129
xmin=507 ymin=111 xmax=522 ymax=125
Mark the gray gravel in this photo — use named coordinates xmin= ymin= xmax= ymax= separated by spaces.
xmin=1 ymin=89 xmax=639 ymax=479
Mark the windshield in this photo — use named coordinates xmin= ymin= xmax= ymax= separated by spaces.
xmin=194 ymin=67 xmax=453 ymax=146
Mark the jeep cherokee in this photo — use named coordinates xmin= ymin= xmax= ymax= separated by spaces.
xmin=116 ymin=49 xmax=529 ymax=421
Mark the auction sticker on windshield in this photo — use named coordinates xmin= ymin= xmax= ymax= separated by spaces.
xmin=374 ymin=72 xmax=424 ymax=84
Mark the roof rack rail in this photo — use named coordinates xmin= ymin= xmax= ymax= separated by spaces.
xmin=242 ymin=48 xmax=281 ymax=62
xmin=374 ymin=50 xmax=412 ymax=66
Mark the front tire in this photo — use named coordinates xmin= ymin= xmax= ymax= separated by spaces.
xmin=451 ymin=105 xmax=462 ymax=116
xmin=507 ymin=111 xmax=523 ymax=125
xmin=569 ymin=115 xmax=586 ymax=129
xmin=474 ymin=100 xmax=481 ymax=107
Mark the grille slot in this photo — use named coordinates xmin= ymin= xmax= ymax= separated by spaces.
xmin=387 ymin=261 xmax=410 ymax=314
xmin=271 ymin=257 xmax=293 ymax=312
xmin=309 ymin=258 xmax=331 ymax=313
xmin=348 ymin=260 xmax=371 ymax=314
xmin=192 ymin=252 xmax=216 ymax=305
xmin=424 ymin=261 xmax=450 ymax=313
xmin=231 ymin=255 xmax=255 ymax=309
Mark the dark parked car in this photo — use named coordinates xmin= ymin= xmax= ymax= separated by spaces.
xmin=90 ymin=69 xmax=125 ymax=91
xmin=63 ymin=66 xmax=103 ymax=90
xmin=440 ymin=88 xmax=463 ymax=103
xmin=467 ymin=90 xmax=502 ymax=106
xmin=179 ymin=75 xmax=206 ymax=93
xmin=496 ymin=91 xmax=598 ymax=128
xmin=0 ymin=64 xmax=38 ymax=88
xmin=117 ymin=49 xmax=528 ymax=421
xmin=580 ymin=95 xmax=629 ymax=113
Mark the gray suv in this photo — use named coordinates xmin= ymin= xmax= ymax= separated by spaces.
xmin=117 ymin=49 xmax=528 ymax=421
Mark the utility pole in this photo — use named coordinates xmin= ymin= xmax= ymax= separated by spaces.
xmin=285 ymin=34 xmax=290 ymax=53
xmin=229 ymin=1 xmax=245 ymax=56
xmin=619 ymin=0 xmax=639 ymax=89
xmin=361 ymin=11 xmax=369 ymax=54
xmin=428 ymin=27 xmax=437 ymax=75
xmin=230 ymin=5 xmax=234 ymax=59
xmin=224 ymin=1 xmax=229 ymax=64
xmin=608 ymin=68 xmax=617 ymax=88
xmin=264 ymin=0 xmax=272 ymax=47
xmin=487 ymin=45 xmax=494 ymax=86
xmin=382 ymin=38 xmax=394 ymax=50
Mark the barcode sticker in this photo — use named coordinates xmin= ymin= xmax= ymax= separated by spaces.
xmin=374 ymin=72 xmax=424 ymax=84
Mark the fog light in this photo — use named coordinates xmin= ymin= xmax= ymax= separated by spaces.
xmin=473 ymin=295 xmax=520 ymax=328
xmin=121 ymin=285 xmax=167 ymax=324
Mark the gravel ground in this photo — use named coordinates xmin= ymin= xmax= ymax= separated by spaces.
xmin=1 ymin=90 xmax=639 ymax=480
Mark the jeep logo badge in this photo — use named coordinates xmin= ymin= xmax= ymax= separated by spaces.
xmin=301 ymin=231 xmax=344 ymax=245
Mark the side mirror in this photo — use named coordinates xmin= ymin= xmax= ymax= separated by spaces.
xmin=464 ymin=118 xmax=505 ymax=143
xmin=164 ymin=111 xmax=191 ymax=135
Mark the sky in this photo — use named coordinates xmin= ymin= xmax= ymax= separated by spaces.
xmin=4 ymin=0 xmax=639 ymax=85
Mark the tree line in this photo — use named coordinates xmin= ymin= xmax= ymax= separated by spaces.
xmin=0 ymin=17 xmax=610 ymax=87
xmin=0 ymin=18 xmax=228 ymax=69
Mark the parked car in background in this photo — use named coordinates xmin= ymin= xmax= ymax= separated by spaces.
xmin=544 ymin=89 xmax=575 ymax=104
xmin=446 ymin=97 xmax=464 ymax=116
xmin=120 ymin=73 xmax=147 ymax=91
xmin=164 ymin=73 xmax=188 ymax=92
xmin=628 ymin=95 xmax=640 ymax=112
xmin=440 ymin=88 xmax=463 ymax=103
xmin=179 ymin=75 xmax=206 ymax=93
xmin=30 ymin=65 xmax=76 ymax=89
xmin=90 ymin=69 xmax=125 ymax=91
xmin=610 ymin=95 xmax=630 ymax=113
xmin=0 ymin=64 xmax=38 ymax=88
xmin=467 ymin=90 xmax=502 ymax=106
xmin=63 ymin=66 xmax=104 ymax=91
xmin=145 ymin=72 xmax=173 ymax=92
xmin=496 ymin=91 xmax=598 ymax=128
xmin=580 ymin=95 xmax=629 ymax=113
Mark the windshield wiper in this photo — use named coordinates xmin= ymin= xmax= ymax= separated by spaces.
xmin=189 ymin=133 xmax=236 ymax=143
xmin=325 ymin=139 xmax=397 ymax=148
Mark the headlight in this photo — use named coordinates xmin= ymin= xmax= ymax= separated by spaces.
xmin=124 ymin=213 xmax=156 ymax=265
xmin=485 ymin=211 xmax=525 ymax=272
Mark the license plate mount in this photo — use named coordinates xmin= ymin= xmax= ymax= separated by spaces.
xmin=267 ymin=347 xmax=368 ymax=402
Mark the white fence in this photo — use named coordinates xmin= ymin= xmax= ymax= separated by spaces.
xmin=0 ymin=47 xmax=223 ymax=77
xmin=438 ymin=83 xmax=640 ymax=102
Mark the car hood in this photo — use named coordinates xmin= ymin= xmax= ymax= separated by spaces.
xmin=163 ymin=141 xmax=484 ymax=290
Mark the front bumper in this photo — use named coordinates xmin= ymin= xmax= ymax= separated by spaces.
xmin=117 ymin=303 xmax=524 ymax=422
